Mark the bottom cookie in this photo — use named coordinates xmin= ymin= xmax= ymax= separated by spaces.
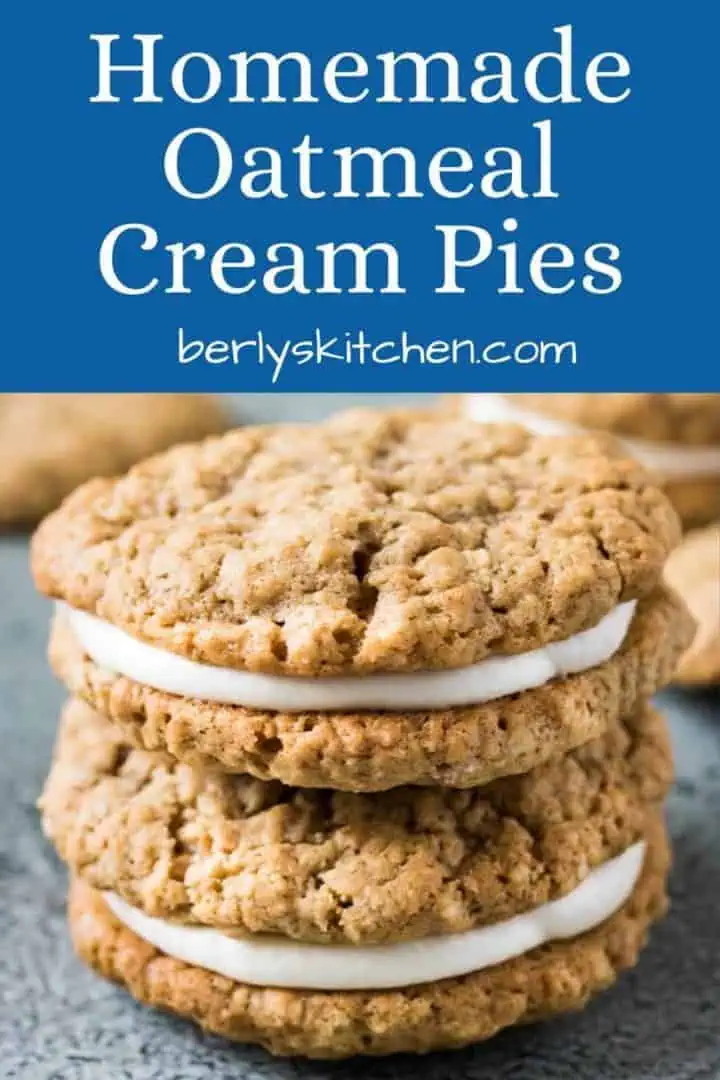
xmin=68 ymin=817 xmax=669 ymax=1060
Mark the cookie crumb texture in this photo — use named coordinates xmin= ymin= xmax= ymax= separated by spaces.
xmin=42 ymin=699 xmax=671 ymax=945
xmin=665 ymin=524 xmax=720 ymax=685
xmin=50 ymin=587 xmax=693 ymax=791
xmin=0 ymin=394 xmax=226 ymax=526
xmin=507 ymin=394 xmax=720 ymax=444
xmin=68 ymin=818 xmax=669 ymax=1059
xmin=33 ymin=410 xmax=680 ymax=675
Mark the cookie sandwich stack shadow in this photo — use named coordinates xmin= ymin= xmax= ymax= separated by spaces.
xmin=461 ymin=393 xmax=720 ymax=528
xmin=33 ymin=410 xmax=694 ymax=1059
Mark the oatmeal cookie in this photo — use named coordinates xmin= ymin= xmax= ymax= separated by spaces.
xmin=665 ymin=523 xmax=720 ymax=685
xmin=48 ymin=587 xmax=692 ymax=790
xmin=0 ymin=394 xmax=226 ymax=526
xmin=32 ymin=409 xmax=680 ymax=675
xmin=42 ymin=698 xmax=671 ymax=945
xmin=67 ymin=816 xmax=669 ymax=1059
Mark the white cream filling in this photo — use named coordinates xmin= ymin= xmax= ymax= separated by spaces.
xmin=466 ymin=394 xmax=720 ymax=478
xmin=104 ymin=842 xmax=645 ymax=991
xmin=62 ymin=599 xmax=636 ymax=713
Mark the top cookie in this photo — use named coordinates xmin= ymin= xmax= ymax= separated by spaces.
xmin=32 ymin=409 xmax=680 ymax=676
xmin=0 ymin=394 xmax=226 ymax=527
xmin=507 ymin=394 xmax=720 ymax=445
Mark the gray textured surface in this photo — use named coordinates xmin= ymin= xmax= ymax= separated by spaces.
xmin=1 ymin=396 xmax=719 ymax=1080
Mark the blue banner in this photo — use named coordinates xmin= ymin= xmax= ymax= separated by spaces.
xmin=4 ymin=1 xmax=717 ymax=390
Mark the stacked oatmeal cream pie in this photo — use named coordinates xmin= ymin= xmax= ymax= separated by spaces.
xmin=34 ymin=410 xmax=694 ymax=1060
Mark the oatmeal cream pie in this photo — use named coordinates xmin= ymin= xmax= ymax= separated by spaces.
xmin=0 ymin=394 xmax=227 ymax=527
xmin=32 ymin=410 xmax=683 ymax=791
xmin=462 ymin=394 xmax=720 ymax=528
xmin=66 ymin=812 xmax=670 ymax=1058
xmin=42 ymin=698 xmax=671 ymax=947
xmin=665 ymin=522 xmax=720 ymax=686
xmin=48 ymin=586 xmax=692 ymax=790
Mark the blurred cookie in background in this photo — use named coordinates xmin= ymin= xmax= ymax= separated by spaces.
xmin=0 ymin=394 xmax=227 ymax=528
xmin=664 ymin=523 xmax=720 ymax=687
xmin=463 ymin=394 xmax=720 ymax=528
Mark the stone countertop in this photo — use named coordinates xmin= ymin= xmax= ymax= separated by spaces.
xmin=1 ymin=395 xmax=719 ymax=1080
